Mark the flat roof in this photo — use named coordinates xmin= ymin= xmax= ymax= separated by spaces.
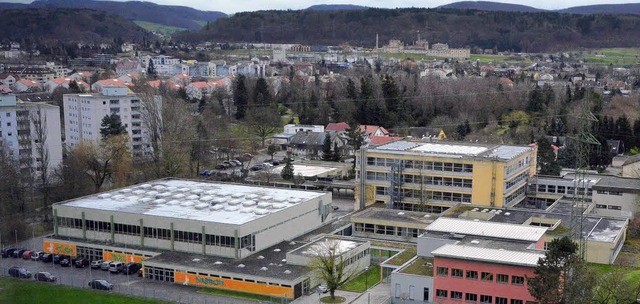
xmin=431 ymin=244 xmax=544 ymax=267
xmin=372 ymin=140 xmax=532 ymax=161
xmin=288 ymin=238 xmax=366 ymax=257
xmin=145 ymin=241 xmax=308 ymax=281
xmin=57 ymin=179 xmax=325 ymax=225
xmin=351 ymin=208 xmax=438 ymax=226
xmin=426 ymin=218 xmax=546 ymax=242
xmin=271 ymin=164 xmax=336 ymax=177
xmin=593 ymin=175 xmax=640 ymax=193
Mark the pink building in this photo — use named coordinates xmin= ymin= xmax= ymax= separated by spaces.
xmin=432 ymin=244 xmax=544 ymax=304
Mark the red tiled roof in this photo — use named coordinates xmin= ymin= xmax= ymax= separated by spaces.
xmin=95 ymin=79 xmax=130 ymax=87
xmin=370 ymin=136 xmax=399 ymax=145
xmin=189 ymin=81 xmax=211 ymax=89
xmin=359 ymin=125 xmax=388 ymax=139
xmin=16 ymin=79 xmax=39 ymax=87
xmin=326 ymin=122 xmax=350 ymax=132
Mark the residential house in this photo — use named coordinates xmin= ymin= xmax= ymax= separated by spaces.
xmin=408 ymin=127 xmax=447 ymax=141
xmin=3 ymin=66 xmax=56 ymax=84
xmin=273 ymin=124 xmax=325 ymax=149
xmin=115 ymin=59 xmax=142 ymax=76
xmin=117 ymin=73 xmax=141 ymax=84
xmin=185 ymin=81 xmax=214 ymax=100
xmin=69 ymin=71 xmax=94 ymax=83
xmin=171 ymin=73 xmax=192 ymax=87
xmin=91 ymin=79 xmax=131 ymax=92
xmin=45 ymin=78 xmax=89 ymax=93
xmin=147 ymin=80 xmax=182 ymax=92
xmin=12 ymin=80 xmax=41 ymax=93
xmin=607 ymin=140 xmax=624 ymax=156
xmin=0 ymin=74 xmax=18 ymax=86
xmin=622 ymin=155 xmax=640 ymax=178
xmin=288 ymin=131 xmax=344 ymax=158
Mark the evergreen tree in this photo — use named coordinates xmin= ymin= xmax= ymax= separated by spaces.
xmin=147 ymin=59 xmax=157 ymax=79
xmin=331 ymin=142 xmax=341 ymax=162
xmin=321 ymin=133 xmax=333 ymax=161
xmin=527 ymin=85 xmax=545 ymax=112
xmin=536 ymin=136 xmax=561 ymax=176
xmin=281 ymin=157 xmax=294 ymax=180
xmin=233 ymin=75 xmax=249 ymax=120
xmin=68 ymin=80 xmax=82 ymax=93
xmin=616 ymin=115 xmax=632 ymax=153
xmin=633 ymin=117 xmax=640 ymax=149
xmin=564 ymin=84 xmax=572 ymax=104
xmin=253 ymin=77 xmax=272 ymax=106
xmin=99 ymin=114 xmax=127 ymax=139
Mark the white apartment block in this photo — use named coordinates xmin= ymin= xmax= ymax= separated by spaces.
xmin=63 ymin=86 xmax=161 ymax=159
xmin=0 ymin=94 xmax=63 ymax=176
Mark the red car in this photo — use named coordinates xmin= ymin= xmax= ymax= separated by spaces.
xmin=21 ymin=251 xmax=33 ymax=260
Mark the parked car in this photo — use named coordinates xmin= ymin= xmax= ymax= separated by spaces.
xmin=232 ymin=159 xmax=242 ymax=166
xmin=1 ymin=248 xmax=17 ymax=258
xmin=60 ymin=258 xmax=71 ymax=267
xmin=91 ymin=260 xmax=103 ymax=269
xmin=109 ymin=262 xmax=124 ymax=273
xmin=215 ymin=164 xmax=226 ymax=170
xmin=21 ymin=250 xmax=33 ymax=260
xmin=137 ymin=268 xmax=143 ymax=277
xmin=199 ymin=170 xmax=210 ymax=176
xmin=101 ymin=260 xmax=112 ymax=271
xmin=8 ymin=267 xmax=31 ymax=278
xmin=271 ymin=160 xmax=280 ymax=166
xmin=122 ymin=263 xmax=142 ymax=275
xmin=250 ymin=164 xmax=263 ymax=171
xmin=54 ymin=255 xmax=69 ymax=265
xmin=318 ymin=284 xmax=328 ymax=293
xmin=88 ymin=279 xmax=113 ymax=290
xmin=30 ymin=251 xmax=43 ymax=261
xmin=223 ymin=161 xmax=234 ymax=167
xmin=12 ymin=249 xmax=26 ymax=258
xmin=34 ymin=271 xmax=56 ymax=282
xmin=74 ymin=258 xmax=90 ymax=268
xmin=40 ymin=254 xmax=52 ymax=263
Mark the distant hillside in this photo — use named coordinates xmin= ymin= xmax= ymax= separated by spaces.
xmin=0 ymin=0 xmax=226 ymax=31
xmin=306 ymin=4 xmax=369 ymax=11
xmin=0 ymin=8 xmax=150 ymax=43
xmin=177 ymin=8 xmax=640 ymax=53
xmin=438 ymin=1 xmax=543 ymax=13
xmin=560 ymin=3 xmax=640 ymax=15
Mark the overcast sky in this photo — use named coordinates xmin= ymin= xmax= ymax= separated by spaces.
xmin=4 ymin=0 xmax=637 ymax=14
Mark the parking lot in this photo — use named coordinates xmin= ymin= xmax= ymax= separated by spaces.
xmin=0 ymin=237 xmax=261 ymax=304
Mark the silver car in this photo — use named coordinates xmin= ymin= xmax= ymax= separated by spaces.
xmin=101 ymin=260 xmax=112 ymax=271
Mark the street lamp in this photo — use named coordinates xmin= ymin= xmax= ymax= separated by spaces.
xmin=364 ymin=266 xmax=369 ymax=290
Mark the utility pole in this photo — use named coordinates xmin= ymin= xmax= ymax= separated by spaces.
xmin=569 ymin=92 xmax=599 ymax=259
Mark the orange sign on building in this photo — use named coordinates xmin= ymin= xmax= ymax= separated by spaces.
xmin=43 ymin=241 xmax=77 ymax=256
xmin=174 ymin=272 xmax=293 ymax=299
xmin=103 ymin=251 xmax=147 ymax=263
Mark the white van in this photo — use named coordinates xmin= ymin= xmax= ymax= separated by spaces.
xmin=109 ymin=262 xmax=124 ymax=273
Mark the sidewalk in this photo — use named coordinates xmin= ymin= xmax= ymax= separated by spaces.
xmin=289 ymin=283 xmax=390 ymax=304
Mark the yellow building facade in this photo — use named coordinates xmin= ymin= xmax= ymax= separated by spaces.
xmin=356 ymin=141 xmax=537 ymax=212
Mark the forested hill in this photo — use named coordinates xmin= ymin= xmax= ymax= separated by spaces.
xmin=0 ymin=8 xmax=150 ymax=43
xmin=0 ymin=0 xmax=226 ymax=31
xmin=176 ymin=8 xmax=640 ymax=52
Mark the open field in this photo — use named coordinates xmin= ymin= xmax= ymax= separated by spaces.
xmin=0 ymin=277 xmax=166 ymax=304
xmin=134 ymin=21 xmax=186 ymax=35
xmin=339 ymin=266 xmax=381 ymax=293
xmin=580 ymin=48 xmax=640 ymax=66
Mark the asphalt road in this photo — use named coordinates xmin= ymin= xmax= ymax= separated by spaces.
xmin=0 ymin=237 xmax=263 ymax=304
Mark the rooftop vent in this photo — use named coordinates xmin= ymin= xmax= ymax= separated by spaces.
xmin=284 ymin=270 xmax=291 ymax=274
xmin=257 ymin=256 xmax=265 ymax=260
xmin=505 ymin=212 xmax=511 ymax=216
xmin=398 ymin=212 xmax=405 ymax=215
xmin=470 ymin=240 xmax=480 ymax=244
xmin=214 ymin=261 xmax=222 ymax=265
xmin=260 ymin=267 xmax=268 ymax=271
xmin=237 ymin=264 xmax=245 ymax=268
xmin=273 ymin=248 xmax=281 ymax=252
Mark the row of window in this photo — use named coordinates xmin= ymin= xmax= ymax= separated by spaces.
xmin=399 ymin=188 xmax=472 ymax=203
xmin=435 ymin=290 xmax=534 ymax=304
xmin=595 ymin=204 xmax=622 ymax=210
xmin=596 ymin=190 xmax=623 ymax=196
xmin=436 ymin=267 xmax=525 ymax=285
xmin=504 ymin=156 xmax=531 ymax=177
xmin=344 ymin=249 xmax=369 ymax=266
xmin=531 ymin=184 xmax=592 ymax=196
xmin=504 ymin=187 xmax=526 ymax=205
xmin=59 ymin=216 xmax=255 ymax=250
xmin=354 ymin=223 xmax=421 ymax=238
xmin=504 ymin=171 xmax=528 ymax=192
xmin=366 ymin=157 xmax=474 ymax=173
xmin=392 ymin=202 xmax=450 ymax=213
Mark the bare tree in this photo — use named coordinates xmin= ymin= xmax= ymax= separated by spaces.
xmin=75 ymin=135 xmax=131 ymax=193
xmin=31 ymin=108 xmax=51 ymax=222
xmin=246 ymin=105 xmax=281 ymax=148
xmin=308 ymin=239 xmax=360 ymax=301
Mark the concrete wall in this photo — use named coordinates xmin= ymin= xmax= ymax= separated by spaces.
xmin=417 ymin=236 xmax=456 ymax=257
xmin=592 ymin=191 xmax=639 ymax=218
xmin=391 ymin=271 xmax=434 ymax=303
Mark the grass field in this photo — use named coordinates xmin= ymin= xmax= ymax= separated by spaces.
xmin=199 ymin=287 xmax=280 ymax=303
xmin=0 ymin=277 xmax=166 ymax=304
xmin=134 ymin=21 xmax=187 ymax=35
xmin=339 ymin=266 xmax=381 ymax=293
xmin=580 ymin=48 xmax=640 ymax=66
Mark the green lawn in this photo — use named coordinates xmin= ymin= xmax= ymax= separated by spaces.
xmin=133 ymin=21 xmax=187 ymax=35
xmin=0 ymin=277 xmax=166 ymax=304
xmin=384 ymin=248 xmax=417 ymax=266
xmin=580 ymin=48 xmax=640 ymax=66
xmin=199 ymin=288 xmax=280 ymax=303
xmin=339 ymin=266 xmax=381 ymax=292
xmin=399 ymin=257 xmax=434 ymax=276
